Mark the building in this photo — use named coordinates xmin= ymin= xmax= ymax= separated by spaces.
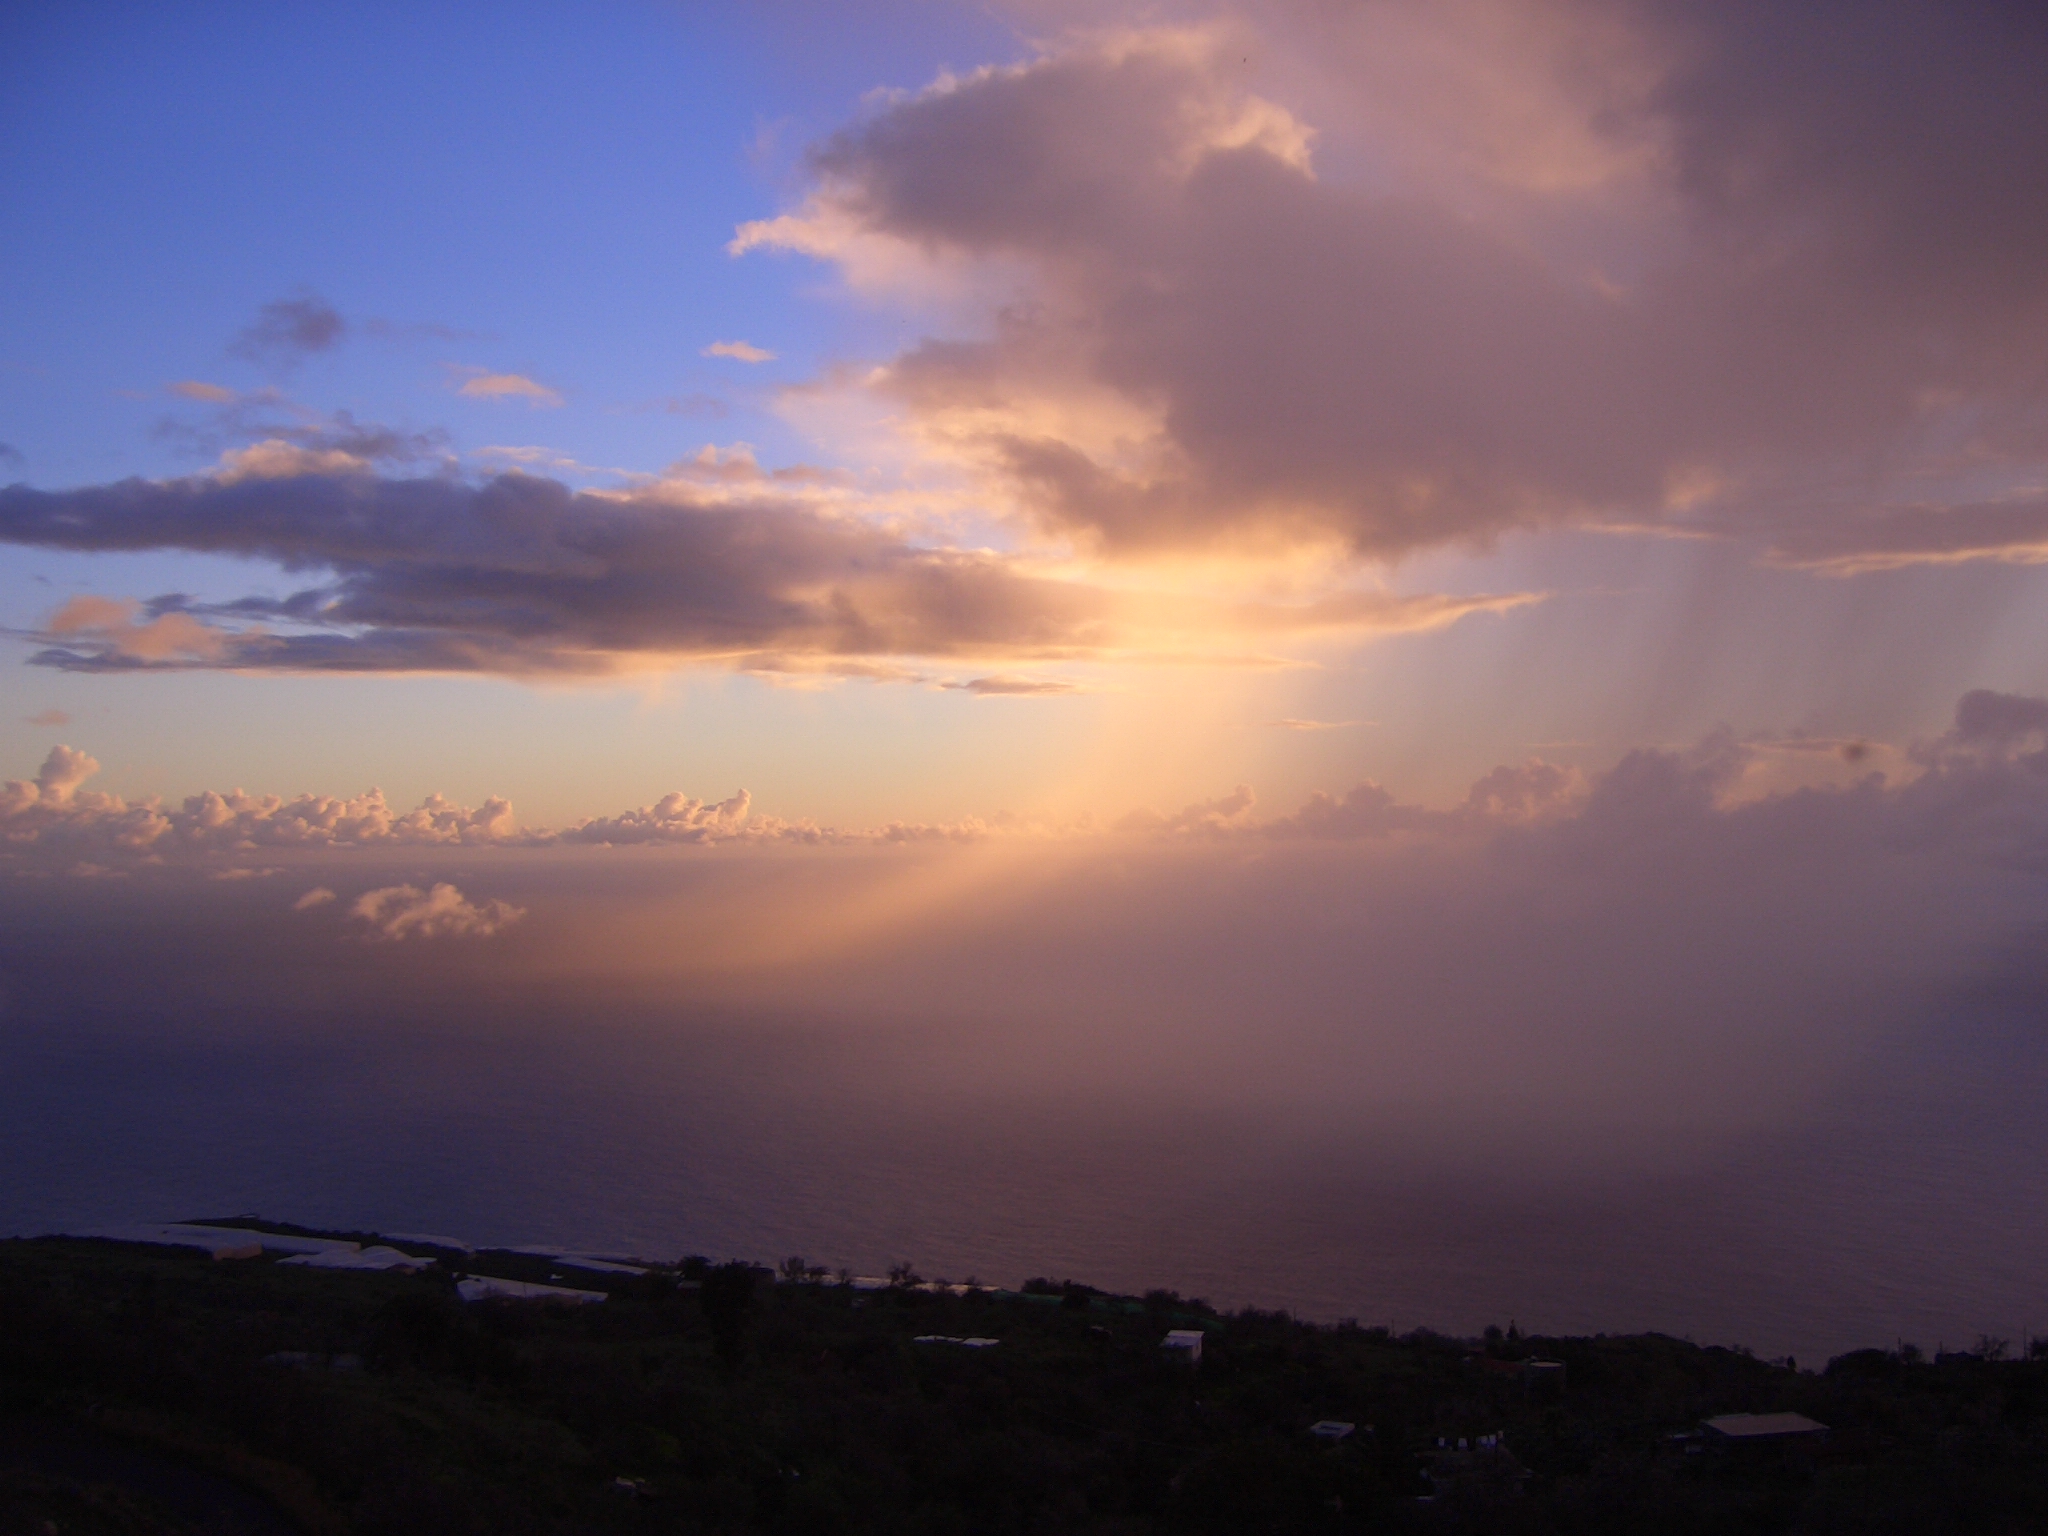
xmin=1702 ymin=1413 xmax=1828 ymax=1442
xmin=1160 ymin=1329 xmax=1205 ymax=1364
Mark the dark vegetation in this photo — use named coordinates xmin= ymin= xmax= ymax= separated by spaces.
xmin=5 ymin=1231 xmax=2048 ymax=1534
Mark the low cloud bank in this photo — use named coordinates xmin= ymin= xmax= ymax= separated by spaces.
xmin=8 ymin=692 xmax=2048 ymax=1198
xmin=9 ymin=688 xmax=2048 ymax=877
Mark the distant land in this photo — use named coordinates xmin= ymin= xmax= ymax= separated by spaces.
xmin=4 ymin=1220 xmax=2047 ymax=1534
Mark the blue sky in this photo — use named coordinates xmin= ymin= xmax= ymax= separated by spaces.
xmin=1 ymin=1 xmax=1020 ymax=489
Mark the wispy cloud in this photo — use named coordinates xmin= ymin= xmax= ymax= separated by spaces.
xmin=229 ymin=291 xmax=346 ymax=370
xmin=167 ymin=380 xmax=237 ymax=403
xmin=1270 ymin=718 xmax=1366 ymax=731
xmin=456 ymin=372 xmax=565 ymax=407
xmin=702 ymin=340 xmax=775 ymax=363
xmin=943 ymin=675 xmax=1081 ymax=696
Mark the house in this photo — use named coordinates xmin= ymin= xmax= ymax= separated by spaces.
xmin=1161 ymin=1329 xmax=1205 ymax=1364
xmin=280 ymin=1245 xmax=433 ymax=1272
xmin=78 ymin=1223 xmax=362 ymax=1260
xmin=1702 ymin=1413 xmax=1827 ymax=1442
xmin=455 ymin=1275 xmax=607 ymax=1304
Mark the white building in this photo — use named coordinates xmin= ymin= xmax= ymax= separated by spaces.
xmin=1161 ymin=1329 xmax=1205 ymax=1364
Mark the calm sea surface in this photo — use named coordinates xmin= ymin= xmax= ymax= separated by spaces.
xmin=5 ymin=991 xmax=2044 ymax=1365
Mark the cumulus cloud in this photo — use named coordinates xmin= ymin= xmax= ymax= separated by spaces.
xmin=702 ymin=340 xmax=776 ymax=363
xmin=457 ymin=373 xmax=564 ymax=407
xmin=553 ymin=790 xmax=757 ymax=846
xmin=1117 ymin=782 xmax=1258 ymax=835
xmin=732 ymin=5 xmax=2048 ymax=568
xmin=293 ymin=886 xmax=336 ymax=910
xmin=0 ymin=745 xmax=519 ymax=860
xmin=229 ymin=292 xmax=346 ymax=369
xmin=20 ymin=744 xmax=99 ymax=807
xmin=349 ymin=882 xmax=524 ymax=940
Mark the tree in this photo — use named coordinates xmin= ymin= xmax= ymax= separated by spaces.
xmin=700 ymin=1262 xmax=757 ymax=1371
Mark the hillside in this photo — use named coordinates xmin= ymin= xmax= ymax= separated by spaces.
xmin=4 ymin=1228 xmax=2047 ymax=1534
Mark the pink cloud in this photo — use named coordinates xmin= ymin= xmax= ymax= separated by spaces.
xmin=734 ymin=9 xmax=2048 ymax=570
xmin=350 ymin=882 xmax=524 ymax=940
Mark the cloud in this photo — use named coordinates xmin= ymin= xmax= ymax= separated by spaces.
xmin=293 ymin=887 xmax=336 ymax=910
xmin=1763 ymin=499 xmax=2048 ymax=575
xmin=1116 ymin=783 xmax=1258 ymax=835
xmin=943 ymin=675 xmax=1080 ymax=695
xmin=0 ymin=746 xmax=519 ymax=859
xmin=168 ymin=381 xmax=237 ymax=403
xmin=702 ymin=340 xmax=776 ymax=363
xmin=1269 ymin=717 xmax=1360 ymax=731
xmin=553 ymin=790 xmax=757 ymax=846
xmin=9 ymin=687 xmax=2048 ymax=921
xmin=0 ymin=442 xmax=22 ymax=468
xmin=20 ymin=744 xmax=98 ymax=806
xmin=457 ymin=373 xmax=564 ymax=407
xmin=26 ymin=709 xmax=70 ymax=727
xmin=0 ymin=464 xmax=1523 ymax=676
xmin=229 ymin=292 xmax=346 ymax=369
xmin=660 ymin=394 xmax=731 ymax=418
xmin=43 ymin=595 xmax=230 ymax=664
xmin=733 ymin=8 xmax=2048 ymax=568
xmin=349 ymin=882 xmax=524 ymax=940
xmin=152 ymin=389 xmax=449 ymax=470
xmin=1951 ymin=687 xmax=2048 ymax=749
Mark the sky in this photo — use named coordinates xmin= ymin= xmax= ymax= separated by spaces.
xmin=6 ymin=0 xmax=2047 ymax=830
xmin=5 ymin=0 xmax=2048 ymax=1344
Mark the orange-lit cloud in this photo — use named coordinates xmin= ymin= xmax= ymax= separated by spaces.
xmin=46 ymin=596 xmax=230 ymax=664
xmin=702 ymin=340 xmax=776 ymax=363
xmin=457 ymin=373 xmax=565 ymax=407
xmin=349 ymin=882 xmax=524 ymax=940
xmin=0 ymin=463 xmax=1532 ymax=676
